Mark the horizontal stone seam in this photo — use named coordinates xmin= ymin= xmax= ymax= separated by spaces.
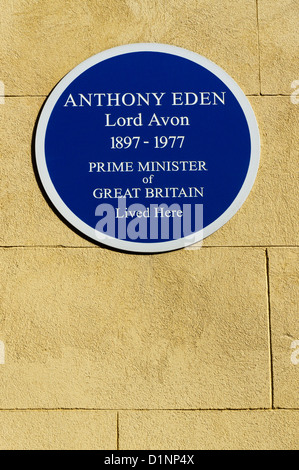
xmin=247 ymin=94 xmax=293 ymax=97
xmin=1 ymin=95 xmax=47 ymax=97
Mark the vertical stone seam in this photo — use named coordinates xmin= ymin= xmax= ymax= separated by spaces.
xmin=116 ymin=411 xmax=120 ymax=450
xmin=265 ymin=248 xmax=275 ymax=408
xmin=256 ymin=0 xmax=262 ymax=95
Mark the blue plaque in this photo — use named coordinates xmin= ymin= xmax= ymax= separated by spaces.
xmin=35 ymin=43 xmax=260 ymax=253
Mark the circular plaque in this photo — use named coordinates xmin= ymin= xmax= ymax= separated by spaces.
xmin=35 ymin=43 xmax=260 ymax=253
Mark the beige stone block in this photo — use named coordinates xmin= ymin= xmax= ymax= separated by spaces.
xmin=119 ymin=410 xmax=299 ymax=450
xmin=204 ymin=97 xmax=299 ymax=246
xmin=259 ymin=0 xmax=299 ymax=95
xmin=0 ymin=247 xmax=270 ymax=409
xmin=0 ymin=0 xmax=259 ymax=96
xmin=268 ymin=248 xmax=299 ymax=408
xmin=0 ymin=410 xmax=116 ymax=450
xmin=2 ymin=96 xmax=298 ymax=248
xmin=0 ymin=97 xmax=92 ymax=246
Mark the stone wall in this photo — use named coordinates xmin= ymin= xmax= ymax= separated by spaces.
xmin=0 ymin=0 xmax=298 ymax=449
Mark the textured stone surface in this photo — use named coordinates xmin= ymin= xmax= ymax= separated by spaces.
xmin=1 ymin=96 xmax=298 ymax=247
xmin=0 ymin=411 xmax=116 ymax=450
xmin=268 ymin=249 xmax=299 ymax=408
xmin=204 ymin=96 xmax=299 ymax=246
xmin=0 ymin=97 xmax=91 ymax=246
xmin=0 ymin=0 xmax=259 ymax=96
xmin=119 ymin=410 xmax=299 ymax=449
xmin=0 ymin=247 xmax=270 ymax=409
xmin=259 ymin=0 xmax=299 ymax=95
